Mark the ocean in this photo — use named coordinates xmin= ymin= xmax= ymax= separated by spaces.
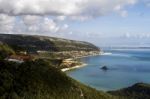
xmin=66 ymin=48 xmax=150 ymax=91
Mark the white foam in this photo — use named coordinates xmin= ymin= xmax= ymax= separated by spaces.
xmin=101 ymin=52 xmax=132 ymax=57
xmin=101 ymin=52 xmax=112 ymax=55
xmin=110 ymin=53 xmax=131 ymax=57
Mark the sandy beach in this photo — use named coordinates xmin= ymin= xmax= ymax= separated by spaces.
xmin=61 ymin=53 xmax=101 ymax=72
xmin=61 ymin=63 xmax=87 ymax=72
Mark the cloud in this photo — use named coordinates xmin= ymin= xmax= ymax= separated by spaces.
xmin=0 ymin=0 xmax=140 ymax=37
xmin=41 ymin=17 xmax=60 ymax=33
xmin=0 ymin=0 xmax=137 ymax=18
xmin=56 ymin=16 xmax=66 ymax=21
xmin=20 ymin=15 xmax=68 ymax=33
xmin=0 ymin=14 xmax=15 ymax=33
xmin=0 ymin=14 xmax=69 ymax=34
xmin=22 ymin=15 xmax=41 ymax=25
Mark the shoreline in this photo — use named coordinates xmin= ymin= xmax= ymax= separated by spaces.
xmin=61 ymin=53 xmax=101 ymax=72
xmin=61 ymin=63 xmax=87 ymax=72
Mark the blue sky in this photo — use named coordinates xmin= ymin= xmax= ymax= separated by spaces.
xmin=70 ymin=3 xmax=150 ymax=37
xmin=66 ymin=2 xmax=150 ymax=46
xmin=0 ymin=0 xmax=150 ymax=47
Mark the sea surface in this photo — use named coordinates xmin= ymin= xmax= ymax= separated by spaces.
xmin=66 ymin=48 xmax=150 ymax=91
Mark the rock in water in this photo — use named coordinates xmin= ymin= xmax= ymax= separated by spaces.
xmin=101 ymin=66 xmax=108 ymax=71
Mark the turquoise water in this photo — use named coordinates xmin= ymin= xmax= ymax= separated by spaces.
xmin=66 ymin=49 xmax=150 ymax=91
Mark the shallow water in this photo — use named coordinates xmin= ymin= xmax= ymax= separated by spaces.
xmin=66 ymin=49 xmax=150 ymax=91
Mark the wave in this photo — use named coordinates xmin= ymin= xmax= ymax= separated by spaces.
xmin=101 ymin=52 xmax=132 ymax=58
xmin=111 ymin=53 xmax=132 ymax=57
xmin=101 ymin=52 xmax=112 ymax=55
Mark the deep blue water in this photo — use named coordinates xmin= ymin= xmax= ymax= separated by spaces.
xmin=66 ymin=49 xmax=150 ymax=91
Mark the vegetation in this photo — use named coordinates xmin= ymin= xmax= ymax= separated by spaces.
xmin=0 ymin=43 xmax=15 ymax=59
xmin=0 ymin=59 xmax=116 ymax=99
xmin=0 ymin=34 xmax=100 ymax=53
xmin=109 ymin=83 xmax=150 ymax=99
xmin=0 ymin=57 xmax=150 ymax=99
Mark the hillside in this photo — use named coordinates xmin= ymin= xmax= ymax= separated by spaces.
xmin=0 ymin=60 xmax=150 ymax=99
xmin=0 ymin=43 xmax=15 ymax=59
xmin=1 ymin=59 xmax=150 ymax=99
xmin=0 ymin=59 xmax=115 ymax=99
xmin=109 ymin=83 xmax=150 ymax=99
xmin=0 ymin=34 xmax=100 ymax=53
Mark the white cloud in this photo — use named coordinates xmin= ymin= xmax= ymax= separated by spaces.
xmin=22 ymin=15 xmax=41 ymax=25
xmin=56 ymin=16 xmax=66 ymax=21
xmin=41 ymin=17 xmax=59 ymax=33
xmin=0 ymin=0 xmax=137 ymax=18
xmin=0 ymin=0 xmax=140 ymax=37
xmin=0 ymin=14 xmax=15 ymax=33
xmin=0 ymin=14 xmax=68 ymax=34
xmin=21 ymin=15 xmax=68 ymax=33
xmin=21 ymin=15 xmax=41 ymax=32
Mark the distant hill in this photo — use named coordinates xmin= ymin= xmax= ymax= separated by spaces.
xmin=109 ymin=83 xmax=150 ymax=99
xmin=0 ymin=34 xmax=100 ymax=52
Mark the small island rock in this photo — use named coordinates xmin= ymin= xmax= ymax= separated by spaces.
xmin=101 ymin=66 xmax=108 ymax=71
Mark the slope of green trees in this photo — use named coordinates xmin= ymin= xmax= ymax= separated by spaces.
xmin=0 ymin=59 xmax=116 ymax=99
xmin=109 ymin=83 xmax=150 ymax=99
xmin=0 ymin=43 xmax=15 ymax=59
xmin=0 ymin=34 xmax=100 ymax=53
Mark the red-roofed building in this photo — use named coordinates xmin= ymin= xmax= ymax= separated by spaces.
xmin=6 ymin=55 xmax=32 ymax=63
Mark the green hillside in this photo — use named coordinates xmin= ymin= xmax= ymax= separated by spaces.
xmin=1 ymin=59 xmax=150 ymax=99
xmin=109 ymin=83 xmax=150 ymax=99
xmin=0 ymin=43 xmax=15 ymax=59
xmin=0 ymin=34 xmax=100 ymax=53
xmin=0 ymin=59 xmax=115 ymax=99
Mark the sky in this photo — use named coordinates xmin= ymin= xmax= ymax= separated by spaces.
xmin=0 ymin=0 xmax=150 ymax=47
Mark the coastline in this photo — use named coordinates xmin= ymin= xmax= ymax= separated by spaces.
xmin=61 ymin=52 xmax=102 ymax=72
xmin=61 ymin=63 xmax=87 ymax=72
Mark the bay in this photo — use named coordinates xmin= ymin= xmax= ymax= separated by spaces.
xmin=66 ymin=49 xmax=150 ymax=91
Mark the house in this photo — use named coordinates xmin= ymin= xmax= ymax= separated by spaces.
xmin=6 ymin=55 xmax=32 ymax=63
